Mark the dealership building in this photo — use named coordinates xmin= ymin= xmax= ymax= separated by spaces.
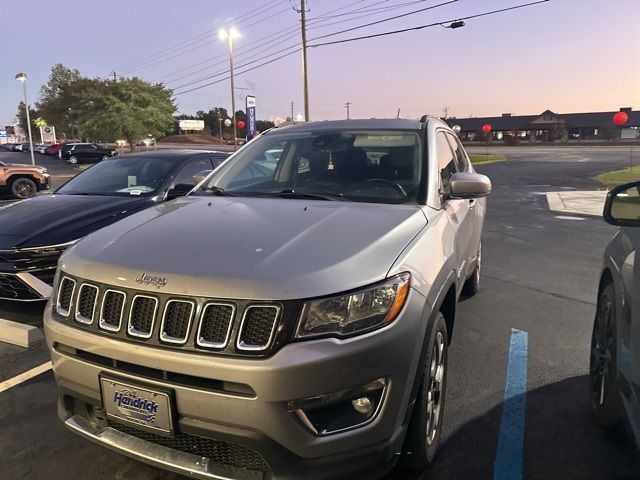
xmin=445 ymin=108 xmax=639 ymax=143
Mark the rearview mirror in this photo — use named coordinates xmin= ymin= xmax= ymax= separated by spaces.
xmin=166 ymin=183 xmax=193 ymax=200
xmin=449 ymin=172 xmax=492 ymax=199
xmin=604 ymin=181 xmax=640 ymax=227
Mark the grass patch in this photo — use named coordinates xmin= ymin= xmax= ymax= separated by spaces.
xmin=469 ymin=153 xmax=507 ymax=165
xmin=594 ymin=166 xmax=640 ymax=187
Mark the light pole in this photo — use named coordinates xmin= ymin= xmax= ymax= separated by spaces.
xmin=219 ymin=27 xmax=239 ymax=151
xmin=15 ymin=73 xmax=35 ymax=166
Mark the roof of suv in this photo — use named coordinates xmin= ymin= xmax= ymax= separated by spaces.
xmin=272 ymin=118 xmax=427 ymax=133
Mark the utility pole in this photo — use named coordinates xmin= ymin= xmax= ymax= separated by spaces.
xmin=300 ymin=0 xmax=310 ymax=121
xmin=291 ymin=102 xmax=295 ymax=122
xmin=218 ymin=116 xmax=223 ymax=140
xmin=397 ymin=108 xmax=401 ymax=119
xmin=443 ymin=106 xmax=450 ymax=118
xmin=112 ymin=71 xmax=117 ymax=81
xmin=345 ymin=102 xmax=351 ymax=120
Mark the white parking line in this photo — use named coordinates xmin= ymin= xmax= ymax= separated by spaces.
xmin=0 ymin=361 xmax=52 ymax=394
xmin=554 ymin=215 xmax=586 ymax=221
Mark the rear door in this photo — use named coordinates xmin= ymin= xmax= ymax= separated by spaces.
xmin=436 ymin=130 xmax=476 ymax=288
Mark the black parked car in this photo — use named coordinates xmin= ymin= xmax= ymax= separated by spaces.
xmin=58 ymin=143 xmax=117 ymax=164
xmin=0 ymin=149 xmax=229 ymax=301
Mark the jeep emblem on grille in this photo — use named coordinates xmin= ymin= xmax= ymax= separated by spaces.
xmin=135 ymin=272 xmax=167 ymax=288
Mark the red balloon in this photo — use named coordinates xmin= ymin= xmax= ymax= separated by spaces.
xmin=481 ymin=123 xmax=492 ymax=134
xmin=237 ymin=120 xmax=246 ymax=129
xmin=613 ymin=111 xmax=629 ymax=126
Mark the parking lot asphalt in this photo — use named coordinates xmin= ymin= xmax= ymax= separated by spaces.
xmin=1 ymin=146 xmax=640 ymax=479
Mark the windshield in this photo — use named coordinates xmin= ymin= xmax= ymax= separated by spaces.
xmin=200 ymin=129 xmax=422 ymax=204
xmin=57 ymin=156 xmax=177 ymax=196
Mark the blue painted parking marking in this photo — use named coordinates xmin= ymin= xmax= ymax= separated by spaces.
xmin=493 ymin=328 xmax=528 ymax=480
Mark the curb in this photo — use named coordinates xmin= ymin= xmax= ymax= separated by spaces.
xmin=0 ymin=318 xmax=45 ymax=348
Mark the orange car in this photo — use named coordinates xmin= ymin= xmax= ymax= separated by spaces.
xmin=0 ymin=161 xmax=50 ymax=199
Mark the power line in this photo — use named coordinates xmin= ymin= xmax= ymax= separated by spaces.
xmin=116 ymin=0 xmax=287 ymax=72
xmin=309 ymin=0 xmax=550 ymax=47
xmin=117 ymin=1 xmax=291 ymax=74
xmin=162 ymin=0 xmax=454 ymax=89
xmin=173 ymin=49 xmax=302 ymax=96
xmin=154 ymin=0 xmax=398 ymax=85
xmin=308 ymin=0 xmax=458 ymax=43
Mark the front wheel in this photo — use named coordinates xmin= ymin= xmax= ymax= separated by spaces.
xmin=68 ymin=155 xmax=78 ymax=164
xmin=11 ymin=177 xmax=37 ymax=199
xmin=590 ymin=282 xmax=624 ymax=428
xmin=401 ymin=312 xmax=448 ymax=470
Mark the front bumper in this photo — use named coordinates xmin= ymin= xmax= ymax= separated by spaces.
xmin=44 ymin=289 xmax=430 ymax=479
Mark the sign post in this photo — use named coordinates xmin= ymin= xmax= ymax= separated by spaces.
xmin=40 ymin=125 xmax=56 ymax=144
xmin=613 ymin=111 xmax=631 ymax=171
xmin=178 ymin=119 xmax=205 ymax=133
xmin=246 ymin=96 xmax=256 ymax=141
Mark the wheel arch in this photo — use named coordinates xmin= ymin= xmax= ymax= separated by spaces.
xmin=7 ymin=174 xmax=39 ymax=187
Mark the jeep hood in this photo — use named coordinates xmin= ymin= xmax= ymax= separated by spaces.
xmin=63 ymin=196 xmax=427 ymax=300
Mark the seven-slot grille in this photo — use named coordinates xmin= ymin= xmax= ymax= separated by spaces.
xmin=55 ymin=276 xmax=283 ymax=355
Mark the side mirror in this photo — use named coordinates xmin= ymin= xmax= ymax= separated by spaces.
xmin=449 ymin=172 xmax=492 ymax=199
xmin=166 ymin=183 xmax=193 ymax=200
xmin=604 ymin=181 xmax=640 ymax=227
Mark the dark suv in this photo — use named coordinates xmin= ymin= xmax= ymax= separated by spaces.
xmin=59 ymin=143 xmax=116 ymax=164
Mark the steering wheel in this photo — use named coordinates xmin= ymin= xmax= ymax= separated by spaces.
xmin=347 ymin=178 xmax=407 ymax=197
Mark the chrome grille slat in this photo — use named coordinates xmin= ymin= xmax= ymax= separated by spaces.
xmin=128 ymin=295 xmax=158 ymax=338
xmin=56 ymin=277 xmax=76 ymax=317
xmin=160 ymin=300 xmax=195 ymax=344
xmin=197 ymin=303 xmax=235 ymax=349
xmin=237 ymin=305 xmax=280 ymax=351
xmin=75 ymin=284 xmax=98 ymax=325
xmin=99 ymin=289 xmax=126 ymax=332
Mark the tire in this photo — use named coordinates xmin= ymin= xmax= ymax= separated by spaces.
xmin=462 ymin=242 xmax=482 ymax=296
xmin=10 ymin=177 xmax=37 ymax=199
xmin=590 ymin=282 xmax=624 ymax=428
xmin=401 ymin=312 xmax=448 ymax=471
xmin=68 ymin=155 xmax=78 ymax=164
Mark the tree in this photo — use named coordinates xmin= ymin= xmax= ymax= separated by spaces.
xmin=256 ymin=120 xmax=275 ymax=133
xmin=35 ymin=64 xmax=83 ymax=137
xmin=77 ymin=78 xmax=176 ymax=150
xmin=17 ymin=102 xmax=37 ymax=140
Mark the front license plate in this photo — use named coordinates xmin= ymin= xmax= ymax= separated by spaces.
xmin=100 ymin=376 xmax=174 ymax=435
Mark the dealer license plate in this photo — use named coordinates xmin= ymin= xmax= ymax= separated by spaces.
xmin=100 ymin=376 xmax=174 ymax=434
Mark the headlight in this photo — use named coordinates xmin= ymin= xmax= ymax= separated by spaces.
xmin=295 ymin=273 xmax=410 ymax=339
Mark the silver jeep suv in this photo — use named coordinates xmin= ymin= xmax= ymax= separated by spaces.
xmin=44 ymin=118 xmax=490 ymax=479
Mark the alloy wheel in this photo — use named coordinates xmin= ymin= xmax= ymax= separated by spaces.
xmin=426 ymin=331 xmax=445 ymax=445
xmin=590 ymin=297 xmax=614 ymax=408
xmin=14 ymin=180 xmax=35 ymax=199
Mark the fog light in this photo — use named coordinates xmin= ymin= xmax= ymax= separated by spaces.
xmin=287 ymin=378 xmax=388 ymax=436
xmin=352 ymin=397 xmax=373 ymax=415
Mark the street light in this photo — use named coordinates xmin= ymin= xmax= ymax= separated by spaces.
xmin=219 ymin=27 xmax=240 ymax=151
xmin=15 ymin=72 xmax=35 ymax=166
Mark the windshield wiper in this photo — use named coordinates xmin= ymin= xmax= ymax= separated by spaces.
xmin=272 ymin=189 xmax=348 ymax=201
xmin=202 ymin=186 xmax=235 ymax=196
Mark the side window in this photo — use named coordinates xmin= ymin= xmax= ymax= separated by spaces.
xmin=173 ymin=158 xmax=213 ymax=187
xmin=446 ymin=133 xmax=470 ymax=172
xmin=436 ymin=131 xmax=458 ymax=195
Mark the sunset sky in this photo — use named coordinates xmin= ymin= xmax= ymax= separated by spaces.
xmin=2 ymin=0 xmax=639 ymax=126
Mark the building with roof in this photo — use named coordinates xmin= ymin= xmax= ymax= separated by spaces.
xmin=445 ymin=108 xmax=640 ymax=143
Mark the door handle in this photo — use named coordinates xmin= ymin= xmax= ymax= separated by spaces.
xmin=469 ymin=199 xmax=477 ymax=207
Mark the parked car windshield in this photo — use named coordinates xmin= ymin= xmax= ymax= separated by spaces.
xmin=57 ymin=156 xmax=177 ymax=196
xmin=201 ymin=129 xmax=423 ymax=204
